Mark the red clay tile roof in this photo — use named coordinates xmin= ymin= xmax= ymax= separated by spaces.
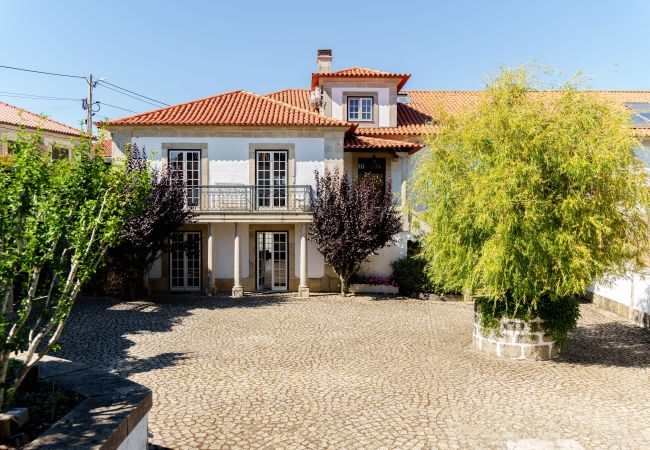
xmin=265 ymin=89 xmax=650 ymax=138
xmin=344 ymin=135 xmax=423 ymax=153
xmin=102 ymin=90 xmax=354 ymax=129
xmin=0 ymin=101 xmax=82 ymax=136
xmin=266 ymin=89 xmax=315 ymax=111
xmin=311 ymin=67 xmax=411 ymax=91
xmin=92 ymin=139 xmax=112 ymax=157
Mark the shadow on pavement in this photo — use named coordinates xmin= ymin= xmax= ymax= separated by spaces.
xmin=558 ymin=321 xmax=650 ymax=368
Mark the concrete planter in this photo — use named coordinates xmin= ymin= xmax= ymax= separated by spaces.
xmin=350 ymin=283 xmax=399 ymax=295
xmin=473 ymin=309 xmax=559 ymax=360
xmin=22 ymin=356 xmax=152 ymax=450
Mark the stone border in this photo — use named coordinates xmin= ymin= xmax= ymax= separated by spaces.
xmin=585 ymin=291 xmax=650 ymax=328
xmin=23 ymin=356 xmax=152 ymax=450
xmin=473 ymin=313 xmax=558 ymax=360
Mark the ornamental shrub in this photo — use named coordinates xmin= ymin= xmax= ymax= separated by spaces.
xmin=391 ymin=256 xmax=437 ymax=295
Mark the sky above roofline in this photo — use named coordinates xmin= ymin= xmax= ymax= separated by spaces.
xmin=0 ymin=0 xmax=647 ymax=130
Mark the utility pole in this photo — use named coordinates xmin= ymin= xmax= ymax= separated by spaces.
xmin=87 ymin=73 xmax=93 ymax=143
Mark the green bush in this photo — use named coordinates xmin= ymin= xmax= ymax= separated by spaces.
xmin=391 ymin=256 xmax=438 ymax=295
xmin=475 ymin=294 xmax=581 ymax=348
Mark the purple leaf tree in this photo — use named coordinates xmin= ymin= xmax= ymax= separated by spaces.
xmin=107 ymin=144 xmax=195 ymax=297
xmin=309 ymin=169 xmax=403 ymax=295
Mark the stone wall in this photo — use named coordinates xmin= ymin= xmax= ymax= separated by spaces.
xmin=473 ymin=313 xmax=558 ymax=360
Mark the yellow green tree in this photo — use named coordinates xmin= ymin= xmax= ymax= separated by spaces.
xmin=413 ymin=68 xmax=650 ymax=343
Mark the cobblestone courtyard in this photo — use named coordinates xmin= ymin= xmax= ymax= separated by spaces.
xmin=59 ymin=294 xmax=650 ymax=449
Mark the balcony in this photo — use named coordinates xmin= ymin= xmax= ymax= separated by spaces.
xmin=186 ymin=185 xmax=313 ymax=213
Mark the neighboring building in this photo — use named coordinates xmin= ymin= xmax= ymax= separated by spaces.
xmin=0 ymin=101 xmax=83 ymax=159
xmin=101 ymin=50 xmax=650 ymax=310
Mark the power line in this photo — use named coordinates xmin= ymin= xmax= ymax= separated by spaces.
xmin=98 ymin=80 xmax=169 ymax=106
xmin=0 ymin=90 xmax=80 ymax=101
xmin=97 ymin=102 xmax=138 ymax=114
xmin=96 ymin=82 xmax=166 ymax=108
xmin=0 ymin=64 xmax=85 ymax=79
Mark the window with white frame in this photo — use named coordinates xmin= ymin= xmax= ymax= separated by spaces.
xmin=348 ymin=97 xmax=373 ymax=121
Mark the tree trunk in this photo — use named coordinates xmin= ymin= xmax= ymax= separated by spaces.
xmin=340 ymin=274 xmax=349 ymax=296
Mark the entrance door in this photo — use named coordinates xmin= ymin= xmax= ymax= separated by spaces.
xmin=256 ymin=232 xmax=288 ymax=291
xmin=256 ymin=151 xmax=287 ymax=209
xmin=170 ymin=232 xmax=201 ymax=291
xmin=169 ymin=150 xmax=201 ymax=207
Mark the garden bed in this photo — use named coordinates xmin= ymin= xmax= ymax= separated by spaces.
xmin=0 ymin=375 xmax=83 ymax=449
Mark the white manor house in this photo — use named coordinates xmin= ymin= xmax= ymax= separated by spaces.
xmin=101 ymin=50 xmax=650 ymax=320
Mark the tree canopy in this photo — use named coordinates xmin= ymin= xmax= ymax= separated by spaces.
xmin=309 ymin=169 xmax=402 ymax=294
xmin=413 ymin=68 xmax=650 ymax=312
xmin=0 ymin=133 xmax=149 ymax=407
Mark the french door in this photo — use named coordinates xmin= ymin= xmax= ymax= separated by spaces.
xmin=170 ymin=232 xmax=201 ymax=291
xmin=169 ymin=150 xmax=201 ymax=207
xmin=256 ymin=151 xmax=287 ymax=209
xmin=256 ymin=232 xmax=288 ymax=291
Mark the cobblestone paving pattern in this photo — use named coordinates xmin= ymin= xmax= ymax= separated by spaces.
xmin=58 ymin=294 xmax=650 ymax=449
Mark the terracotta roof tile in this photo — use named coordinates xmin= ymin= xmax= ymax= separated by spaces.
xmin=0 ymin=101 xmax=82 ymax=136
xmin=266 ymin=89 xmax=315 ymax=111
xmin=92 ymin=139 xmax=112 ymax=157
xmin=344 ymin=135 xmax=423 ymax=153
xmin=312 ymin=67 xmax=411 ymax=91
xmin=102 ymin=90 xmax=353 ymax=129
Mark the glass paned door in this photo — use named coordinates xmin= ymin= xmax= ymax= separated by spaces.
xmin=256 ymin=232 xmax=288 ymax=291
xmin=256 ymin=151 xmax=287 ymax=209
xmin=170 ymin=232 xmax=201 ymax=291
xmin=169 ymin=150 xmax=201 ymax=207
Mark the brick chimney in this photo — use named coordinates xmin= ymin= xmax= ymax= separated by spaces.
xmin=317 ymin=49 xmax=332 ymax=73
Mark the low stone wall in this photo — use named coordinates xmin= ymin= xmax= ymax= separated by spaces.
xmin=586 ymin=291 xmax=650 ymax=328
xmin=473 ymin=314 xmax=558 ymax=360
xmin=350 ymin=283 xmax=399 ymax=295
xmin=23 ymin=356 xmax=152 ymax=450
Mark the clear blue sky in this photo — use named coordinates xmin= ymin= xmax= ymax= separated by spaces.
xmin=1 ymin=0 xmax=648 ymax=130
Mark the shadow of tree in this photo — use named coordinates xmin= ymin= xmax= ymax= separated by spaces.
xmin=558 ymin=321 xmax=650 ymax=368
xmin=56 ymin=293 xmax=291 ymax=378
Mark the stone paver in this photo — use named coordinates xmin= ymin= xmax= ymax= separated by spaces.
xmin=58 ymin=294 xmax=650 ymax=449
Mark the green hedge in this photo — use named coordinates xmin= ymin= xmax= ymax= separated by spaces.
xmin=391 ymin=256 xmax=438 ymax=296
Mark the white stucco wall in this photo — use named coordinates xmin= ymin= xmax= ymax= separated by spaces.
xmin=293 ymin=224 xmax=325 ymax=278
xmin=131 ymin=136 xmax=326 ymax=187
xmin=331 ymin=87 xmax=390 ymax=127
xmin=589 ymin=271 xmax=650 ymax=317
xmin=214 ymin=223 xmax=249 ymax=278
xmin=358 ymin=231 xmax=409 ymax=277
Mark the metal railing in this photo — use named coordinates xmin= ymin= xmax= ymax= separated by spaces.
xmin=185 ymin=185 xmax=313 ymax=213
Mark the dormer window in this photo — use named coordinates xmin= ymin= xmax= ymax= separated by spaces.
xmin=348 ymin=97 xmax=373 ymax=122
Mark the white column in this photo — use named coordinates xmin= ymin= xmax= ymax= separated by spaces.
xmin=231 ymin=223 xmax=244 ymax=298
xmin=298 ymin=223 xmax=309 ymax=298
xmin=207 ymin=223 xmax=214 ymax=295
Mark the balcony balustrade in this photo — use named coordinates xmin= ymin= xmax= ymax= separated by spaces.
xmin=185 ymin=185 xmax=313 ymax=213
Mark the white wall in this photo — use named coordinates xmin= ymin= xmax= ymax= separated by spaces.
xmin=293 ymin=224 xmax=325 ymax=278
xmin=358 ymin=231 xmax=409 ymax=277
xmin=131 ymin=136 xmax=326 ymax=187
xmin=214 ymin=223 xmax=249 ymax=278
xmin=331 ymin=87 xmax=390 ymax=127
xmin=589 ymin=271 xmax=650 ymax=317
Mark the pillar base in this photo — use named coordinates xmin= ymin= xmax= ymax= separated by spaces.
xmin=297 ymin=286 xmax=310 ymax=298
xmin=231 ymin=286 xmax=244 ymax=298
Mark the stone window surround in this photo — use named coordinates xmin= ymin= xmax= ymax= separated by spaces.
xmin=248 ymin=143 xmax=296 ymax=186
xmin=161 ymin=143 xmax=209 ymax=185
xmin=347 ymin=96 xmax=374 ymax=122
xmin=343 ymin=92 xmax=379 ymax=127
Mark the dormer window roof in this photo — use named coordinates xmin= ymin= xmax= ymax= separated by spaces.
xmin=311 ymin=67 xmax=411 ymax=91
